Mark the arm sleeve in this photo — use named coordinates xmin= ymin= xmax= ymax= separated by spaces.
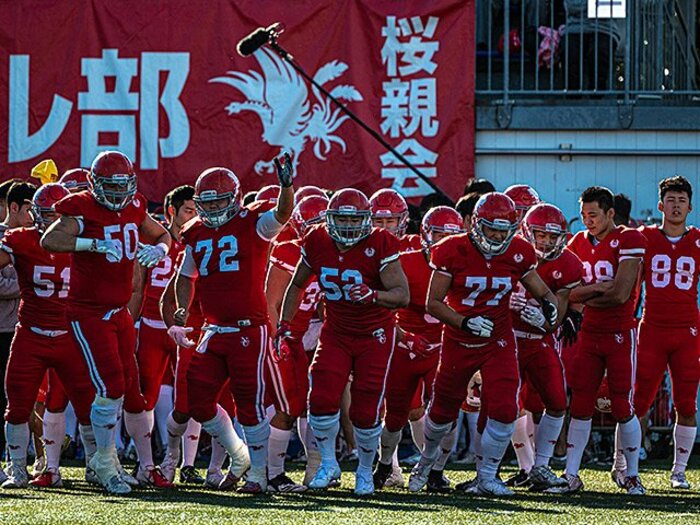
xmin=256 ymin=210 xmax=285 ymax=241
xmin=178 ymin=245 xmax=199 ymax=278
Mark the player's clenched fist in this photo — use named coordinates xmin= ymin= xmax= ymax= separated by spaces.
xmin=347 ymin=283 xmax=378 ymax=304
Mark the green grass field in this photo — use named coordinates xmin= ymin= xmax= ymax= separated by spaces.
xmin=1 ymin=462 xmax=699 ymax=525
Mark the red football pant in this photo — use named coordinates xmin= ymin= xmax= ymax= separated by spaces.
xmin=635 ymin=321 xmax=699 ymax=418
xmin=308 ymin=323 xmax=396 ymax=429
xmin=5 ymin=325 xmax=93 ymax=424
xmin=384 ymin=348 xmax=438 ymax=432
xmin=70 ymin=308 xmax=145 ymax=411
xmin=429 ymin=332 xmax=519 ymax=426
xmin=569 ymin=328 xmax=637 ymax=421
xmin=517 ymin=337 xmax=567 ymax=414
xmin=187 ymin=325 xmax=268 ymax=426
xmin=135 ymin=322 xmax=177 ymax=411
xmin=266 ymin=338 xmax=310 ymax=419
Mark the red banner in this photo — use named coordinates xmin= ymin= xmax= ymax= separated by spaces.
xmin=0 ymin=1 xmax=474 ymax=203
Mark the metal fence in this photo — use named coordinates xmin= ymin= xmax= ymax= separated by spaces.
xmin=476 ymin=0 xmax=700 ymax=99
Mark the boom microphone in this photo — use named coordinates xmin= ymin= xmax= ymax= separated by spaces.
xmin=236 ymin=23 xmax=281 ymax=57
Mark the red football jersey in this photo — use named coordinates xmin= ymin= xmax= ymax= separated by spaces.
xmin=430 ymin=234 xmax=537 ymax=345
xmin=512 ymin=248 xmax=583 ymax=334
xmin=568 ymin=226 xmax=646 ymax=333
xmin=274 ymin=224 xmax=298 ymax=244
xmin=0 ymin=227 xmax=71 ymax=330
xmin=180 ymin=202 xmax=272 ymax=326
xmin=639 ymin=225 xmax=700 ymax=327
xmin=270 ymin=239 xmax=321 ymax=339
xmin=397 ymin=249 xmax=442 ymax=344
xmin=54 ymin=191 xmax=147 ymax=318
xmin=302 ymin=225 xmax=400 ymax=335
xmin=400 ymin=234 xmax=422 ymax=252
xmin=141 ymin=238 xmax=182 ymax=321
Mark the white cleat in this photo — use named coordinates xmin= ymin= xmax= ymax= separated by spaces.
xmin=308 ymin=461 xmax=342 ymax=490
xmin=384 ymin=465 xmax=405 ymax=488
xmin=205 ymin=469 xmax=225 ymax=490
xmin=528 ymin=465 xmax=568 ymax=490
xmin=477 ymin=477 xmax=514 ymax=497
xmin=159 ymin=453 xmax=179 ymax=483
xmin=1 ymin=461 xmax=29 ymax=489
xmin=623 ymin=475 xmax=646 ymax=496
xmin=354 ymin=467 xmax=375 ymax=496
xmin=408 ymin=457 xmax=434 ymax=492
xmin=671 ymin=471 xmax=691 ymax=490
xmin=545 ymin=473 xmax=584 ymax=494
xmin=88 ymin=452 xmax=131 ymax=495
xmin=0 ymin=465 xmax=7 ymax=484
xmin=31 ymin=456 xmax=46 ymax=478
xmin=610 ymin=467 xmax=627 ymax=489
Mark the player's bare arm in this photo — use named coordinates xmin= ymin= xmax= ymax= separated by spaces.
xmin=426 ymin=270 xmax=463 ymax=330
xmin=273 ymin=152 xmax=295 ymax=225
xmin=376 ymin=259 xmax=410 ymax=309
xmin=584 ymin=258 xmax=641 ymax=308
xmin=159 ymin=273 xmax=178 ymax=328
xmin=127 ymin=262 xmax=146 ymax=319
xmin=280 ymin=259 xmax=313 ymax=323
xmin=568 ymin=280 xmax=611 ymax=303
xmin=266 ymin=263 xmax=293 ymax=328
xmin=40 ymin=215 xmax=81 ymax=252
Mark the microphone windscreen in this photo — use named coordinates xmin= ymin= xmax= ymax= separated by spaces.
xmin=237 ymin=28 xmax=270 ymax=57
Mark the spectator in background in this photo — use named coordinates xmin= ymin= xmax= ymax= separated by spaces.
xmin=562 ymin=0 xmax=624 ymax=91
xmin=0 ymin=182 xmax=36 ymax=458
xmin=455 ymin=192 xmax=482 ymax=230
xmin=613 ymin=193 xmax=632 ymax=226
xmin=418 ymin=192 xmax=455 ymax=217
xmin=463 ymin=178 xmax=495 ymax=196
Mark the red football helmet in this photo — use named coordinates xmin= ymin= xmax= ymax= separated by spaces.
xmin=32 ymin=183 xmax=69 ymax=230
xmin=326 ymin=189 xmax=372 ymax=245
xmin=89 ymin=151 xmax=137 ymax=211
xmin=523 ymin=203 xmax=568 ymax=261
xmin=295 ymin=185 xmax=326 ymax=202
xmin=369 ymin=188 xmax=409 ymax=236
xmin=504 ymin=184 xmax=540 ymax=220
xmin=194 ymin=167 xmax=242 ymax=228
xmin=471 ymin=192 xmax=519 ymax=255
xmin=256 ymin=185 xmax=279 ymax=203
xmin=59 ymin=168 xmax=89 ymax=193
xmin=421 ymin=206 xmax=465 ymax=247
xmin=291 ymin=195 xmax=329 ymax=237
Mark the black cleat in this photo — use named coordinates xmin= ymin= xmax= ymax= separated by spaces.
xmin=427 ymin=469 xmax=452 ymax=493
xmin=505 ymin=468 xmax=530 ymax=488
xmin=179 ymin=465 xmax=205 ymax=485
xmin=373 ymin=462 xmax=393 ymax=490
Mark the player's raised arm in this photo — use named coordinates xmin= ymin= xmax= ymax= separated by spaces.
xmin=273 ymin=152 xmax=294 ymax=225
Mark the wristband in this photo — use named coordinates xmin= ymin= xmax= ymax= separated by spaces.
xmin=75 ymin=238 xmax=96 ymax=252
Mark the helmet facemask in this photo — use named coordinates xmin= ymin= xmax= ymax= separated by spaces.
xmin=525 ymin=224 xmax=567 ymax=261
xmin=326 ymin=209 xmax=372 ymax=245
xmin=91 ymin=174 xmax=137 ymax=211
xmin=194 ymin=190 xmax=240 ymax=228
xmin=471 ymin=216 xmax=518 ymax=256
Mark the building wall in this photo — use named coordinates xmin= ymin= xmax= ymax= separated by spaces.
xmin=475 ymin=130 xmax=700 ymax=230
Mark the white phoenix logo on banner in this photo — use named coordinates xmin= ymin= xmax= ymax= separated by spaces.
xmin=209 ymin=48 xmax=362 ymax=177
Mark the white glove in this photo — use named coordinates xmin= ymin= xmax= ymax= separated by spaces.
xmin=464 ymin=316 xmax=494 ymax=338
xmin=520 ymin=304 xmax=546 ymax=329
xmin=167 ymin=325 xmax=195 ymax=348
xmin=509 ymin=292 xmax=528 ymax=312
xmin=136 ymin=242 xmax=167 ymax=268
xmin=93 ymin=239 xmax=122 ymax=263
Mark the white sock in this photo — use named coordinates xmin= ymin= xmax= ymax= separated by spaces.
xmin=164 ymin=413 xmax=187 ymax=464
xmin=478 ymin=419 xmax=514 ymax=480
xmin=534 ymin=413 xmax=564 ymax=467
xmin=268 ymin=426 xmax=291 ymax=478
xmin=64 ymin=403 xmax=78 ymax=440
xmin=466 ymin=411 xmax=479 ymax=454
xmin=409 ymin=416 xmax=426 ymax=452
xmin=208 ymin=437 xmax=226 ymax=474
xmin=672 ymin=423 xmax=697 ymax=474
xmin=124 ymin=410 xmax=155 ymax=468
xmin=613 ymin=423 xmax=628 ymax=471
xmin=353 ymin=425 xmax=381 ymax=472
xmin=43 ymin=411 xmax=66 ymax=472
xmin=154 ymin=385 xmax=173 ymax=449
xmin=526 ymin=412 xmax=535 ymax=447
xmin=91 ymin=396 xmax=121 ymax=455
xmin=379 ymin=427 xmax=401 ymax=465
xmin=201 ymin=405 xmax=245 ymax=459
xmin=474 ymin=431 xmax=483 ymax=473
xmin=298 ymin=417 xmax=309 ymax=446
xmin=434 ymin=424 xmax=458 ymax=471
xmin=564 ymin=418 xmax=591 ymax=477
xmin=78 ymin=424 xmax=97 ymax=464
xmin=308 ymin=412 xmax=340 ymax=465
xmin=182 ymin=419 xmax=201 ymax=467
xmin=242 ymin=419 xmax=270 ymax=479
xmin=422 ymin=416 xmax=452 ymax=461
xmin=512 ymin=414 xmax=534 ymax=473
xmin=5 ymin=422 xmax=30 ymax=464
xmin=618 ymin=417 xmax=642 ymax=477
